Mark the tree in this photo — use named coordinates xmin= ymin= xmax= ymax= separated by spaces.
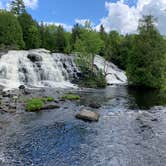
xmin=39 ymin=24 xmax=57 ymax=51
xmin=54 ymin=26 xmax=67 ymax=53
xmin=107 ymin=31 xmax=124 ymax=66
xmin=127 ymin=15 xmax=166 ymax=89
xmin=71 ymin=23 xmax=83 ymax=51
xmin=10 ymin=0 xmax=26 ymax=15
xmin=99 ymin=25 xmax=110 ymax=57
xmin=118 ymin=34 xmax=135 ymax=69
xmin=0 ymin=10 xmax=24 ymax=49
xmin=74 ymin=28 xmax=103 ymax=70
xmin=18 ymin=12 xmax=41 ymax=49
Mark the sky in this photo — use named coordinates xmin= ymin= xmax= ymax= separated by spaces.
xmin=0 ymin=0 xmax=166 ymax=34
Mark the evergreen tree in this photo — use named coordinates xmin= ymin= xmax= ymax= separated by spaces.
xmin=108 ymin=31 xmax=124 ymax=67
xmin=18 ymin=12 xmax=41 ymax=49
xmin=99 ymin=25 xmax=109 ymax=57
xmin=127 ymin=15 xmax=166 ymax=89
xmin=55 ymin=26 xmax=67 ymax=53
xmin=71 ymin=23 xmax=83 ymax=51
xmin=10 ymin=0 xmax=26 ymax=15
xmin=0 ymin=10 xmax=24 ymax=49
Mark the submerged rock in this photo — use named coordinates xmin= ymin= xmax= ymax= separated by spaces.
xmin=88 ymin=103 xmax=101 ymax=109
xmin=76 ymin=108 xmax=100 ymax=122
xmin=41 ymin=104 xmax=60 ymax=110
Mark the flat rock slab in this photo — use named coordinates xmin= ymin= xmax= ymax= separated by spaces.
xmin=76 ymin=109 xmax=100 ymax=122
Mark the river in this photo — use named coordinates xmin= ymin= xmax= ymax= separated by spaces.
xmin=0 ymin=85 xmax=166 ymax=166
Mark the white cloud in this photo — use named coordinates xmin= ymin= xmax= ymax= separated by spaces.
xmin=23 ymin=0 xmax=38 ymax=9
xmin=99 ymin=0 xmax=166 ymax=35
xmin=0 ymin=0 xmax=39 ymax=10
xmin=43 ymin=21 xmax=73 ymax=32
xmin=75 ymin=19 xmax=93 ymax=26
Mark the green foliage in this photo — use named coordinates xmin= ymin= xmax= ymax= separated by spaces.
xmin=73 ymin=25 xmax=106 ymax=89
xmin=26 ymin=98 xmax=44 ymax=112
xmin=55 ymin=26 xmax=67 ymax=53
xmin=25 ymin=96 xmax=54 ymax=112
xmin=10 ymin=0 xmax=26 ymax=15
xmin=0 ymin=10 xmax=24 ymax=49
xmin=70 ymin=23 xmax=84 ymax=50
xmin=127 ymin=15 xmax=166 ymax=89
xmin=74 ymin=28 xmax=104 ymax=71
xmin=45 ymin=97 xmax=55 ymax=102
xmin=18 ymin=12 xmax=41 ymax=49
xmin=77 ymin=69 xmax=107 ymax=88
xmin=40 ymin=24 xmax=57 ymax=51
xmin=61 ymin=94 xmax=80 ymax=100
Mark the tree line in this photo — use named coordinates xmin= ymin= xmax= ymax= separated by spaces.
xmin=0 ymin=0 xmax=166 ymax=89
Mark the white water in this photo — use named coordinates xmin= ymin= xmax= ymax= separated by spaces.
xmin=94 ymin=55 xmax=127 ymax=85
xmin=0 ymin=49 xmax=78 ymax=89
xmin=0 ymin=49 xmax=127 ymax=89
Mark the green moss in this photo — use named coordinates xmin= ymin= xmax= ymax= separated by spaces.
xmin=39 ymin=97 xmax=55 ymax=103
xmin=45 ymin=97 xmax=54 ymax=102
xmin=61 ymin=94 xmax=80 ymax=100
xmin=26 ymin=98 xmax=44 ymax=112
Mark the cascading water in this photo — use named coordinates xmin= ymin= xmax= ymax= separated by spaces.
xmin=0 ymin=49 xmax=127 ymax=90
xmin=0 ymin=49 xmax=79 ymax=89
xmin=94 ymin=55 xmax=127 ymax=85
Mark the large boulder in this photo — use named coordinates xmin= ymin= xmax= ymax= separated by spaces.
xmin=27 ymin=53 xmax=42 ymax=62
xmin=75 ymin=108 xmax=100 ymax=122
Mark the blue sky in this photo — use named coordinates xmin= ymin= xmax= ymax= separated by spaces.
xmin=28 ymin=0 xmax=109 ymax=25
xmin=27 ymin=0 xmax=137 ymax=25
xmin=0 ymin=0 xmax=166 ymax=34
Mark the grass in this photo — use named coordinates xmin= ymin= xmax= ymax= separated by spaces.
xmin=26 ymin=96 xmax=55 ymax=112
xmin=61 ymin=93 xmax=80 ymax=100
xmin=26 ymin=98 xmax=44 ymax=112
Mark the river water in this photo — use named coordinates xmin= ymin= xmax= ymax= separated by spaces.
xmin=0 ymin=86 xmax=166 ymax=166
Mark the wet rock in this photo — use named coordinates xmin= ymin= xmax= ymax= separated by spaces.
xmin=76 ymin=108 xmax=100 ymax=122
xmin=2 ymin=91 xmax=11 ymax=98
xmin=41 ymin=104 xmax=60 ymax=110
xmin=9 ymin=103 xmax=16 ymax=109
xmin=27 ymin=53 xmax=42 ymax=62
xmin=19 ymin=85 xmax=25 ymax=90
xmin=151 ymin=118 xmax=158 ymax=122
xmin=88 ymin=103 xmax=101 ymax=109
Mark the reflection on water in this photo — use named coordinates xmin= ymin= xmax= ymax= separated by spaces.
xmin=1 ymin=86 xmax=166 ymax=166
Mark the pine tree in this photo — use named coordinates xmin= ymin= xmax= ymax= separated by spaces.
xmin=0 ymin=10 xmax=24 ymax=49
xmin=18 ymin=12 xmax=41 ymax=49
xmin=127 ymin=15 xmax=166 ymax=89
xmin=10 ymin=0 xmax=26 ymax=15
xmin=55 ymin=26 xmax=67 ymax=53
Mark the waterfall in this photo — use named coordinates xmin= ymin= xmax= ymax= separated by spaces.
xmin=0 ymin=49 xmax=127 ymax=90
xmin=94 ymin=55 xmax=127 ymax=85
xmin=0 ymin=49 xmax=79 ymax=89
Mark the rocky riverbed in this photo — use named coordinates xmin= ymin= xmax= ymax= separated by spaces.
xmin=0 ymin=85 xmax=166 ymax=166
